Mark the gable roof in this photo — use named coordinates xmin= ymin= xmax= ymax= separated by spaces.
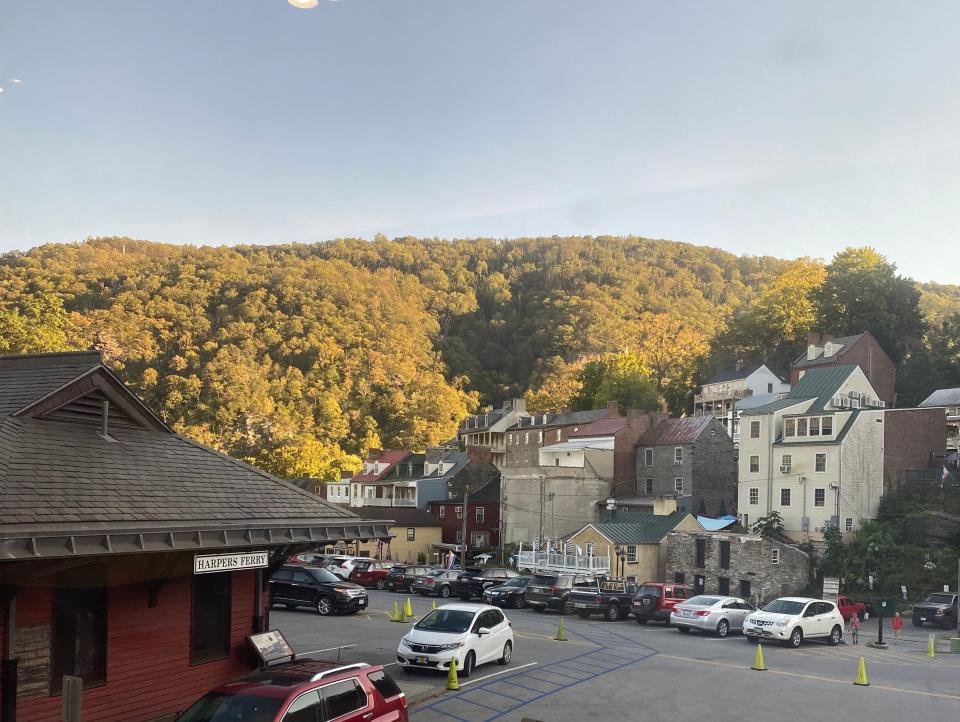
xmin=637 ymin=417 xmax=713 ymax=446
xmin=0 ymin=351 xmax=107 ymax=417
xmin=741 ymin=366 xmax=857 ymax=415
xmin=791 ymin=333 xmax=865 ymax=369
xmin=570 ymin=417 xmax=628 ymax=437
xmin=919 ymin=388 xmax=960 ymax=407
xmin=586 ymin=511 xmax=691 ymax=544
xmin=351 ymin=450 xmax=412 ymax=482
xmin=703 ymin=363 xmax=764 ymax=386
xmin=0 ymin=351 xmax=389 ymax=560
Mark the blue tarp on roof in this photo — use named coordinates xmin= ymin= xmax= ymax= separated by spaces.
xmin=696 ymin=516 xmax=738 ymax=531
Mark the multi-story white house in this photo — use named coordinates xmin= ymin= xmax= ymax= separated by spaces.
xmin=736 ymin=365 xmax=885 ymax=542
xmin=695 ymin=364 xmax=790 ymax=442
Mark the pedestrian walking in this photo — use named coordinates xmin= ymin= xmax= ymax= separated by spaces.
xmin=850 ymin=613 xmax=861 ymax=644
xmin=891 ymin=611 xmax=903 ymax=643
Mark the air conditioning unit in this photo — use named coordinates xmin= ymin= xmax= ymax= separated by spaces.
xmin=878 ymin=400 xmax=886 ymax=408
xmin=779 ymin=464 xmax=791 ymax=473
xmin=801 ymin=516 xmax=810 ymax=532
xmin=839 ymin=398 xmax=850 ymax=408
xmin=674 ymin=460 xmax=683 ymax=466
xmin=832 ymin=395 xmax=843 ymax=407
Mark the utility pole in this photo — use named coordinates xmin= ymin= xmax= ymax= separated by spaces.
xmin=538 ymin=474 xmax=545 ymax=546
xmin=461 ymin=487 xmax=469 ymax=567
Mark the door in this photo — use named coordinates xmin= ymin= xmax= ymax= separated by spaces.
xmin=271 ymin=568 xmax=295 ymax=603
xmin=320 ymin=678 xmax=369 ymax=722
xmin=290 ymin=569 xmax=318 ymax=604
xmin=721 ymin=599 xmax=745 ymax=630
xmin=473 ymin=610 xmax=501 ymax=664
xmin=801 ymin=601 xmax=826 ymax=637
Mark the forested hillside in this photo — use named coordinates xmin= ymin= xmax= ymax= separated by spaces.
xmin=1 ymin=236 xmax=957 ymax=480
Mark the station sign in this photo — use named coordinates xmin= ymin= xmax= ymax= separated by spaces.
xmin=194 ymin=550 xmax=269 ymax=574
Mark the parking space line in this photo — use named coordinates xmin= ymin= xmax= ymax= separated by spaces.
xmin=458 ymin=661 xmax=538 ymax=688
xmin=512 ymin=631 xmax=599 ymax=647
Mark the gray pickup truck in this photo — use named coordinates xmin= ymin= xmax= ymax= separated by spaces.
xmin=567 ymin=578 xmax=639 ymax=621
xmin=912 ymin=592 xmax=959 ymax=629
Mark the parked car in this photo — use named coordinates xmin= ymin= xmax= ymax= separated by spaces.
xmin=177 ymin=660 xmax=407 ymax=722
xmin=349 ymin=560 xmax=396 ymax=590
xmin=743 ymin=597 xmax=844 ymax=647
xmin=525 ymin=573 xmax=594 ymax=613
xmin=412 ymin=570 xmax=462 ymax=598
xmin=269 ymin=564 xmax=368 ymax=616
xmin=453 ymin=568 xmax=520 ymax=600
xmin=912 ymin=592 xmax=959 ymax=629
xmin=568 ymin=578 xmax=638 ymax=621
xmin=670 ymin=595 xmax=756 ymax=637
xmin=326 ymin=556 xmax=365 ymax=580
xmin=483 ymin=576 xmax=532 ymax=609
xmin=385 ymin=565 xmax=435 ymax=593
xmin=631 ymin=582 xmax=689 ymax=625
xmin=836 ymin=595 xmax=867 ymax=621
xmin=396 ymin=603 xmax=514 ymax=678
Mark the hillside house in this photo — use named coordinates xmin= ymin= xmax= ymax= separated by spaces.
xmin=791 ymin=332 xmax=895 ymax=407
xmin=695 ymin=364 xmax=790 ymax=441
xmin=459 ymin=398 xmax=531 ymax=469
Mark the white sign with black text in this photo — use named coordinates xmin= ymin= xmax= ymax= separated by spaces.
xmin=194 ymin=550 xmax=269 ymax=574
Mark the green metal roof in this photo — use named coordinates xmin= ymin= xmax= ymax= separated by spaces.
xmin=589 ymin=511 xmax=691 ymax=545
xmin=740 ymin=397 xmax=812 ymax=416
xmin=741 ymin=365 xmax=858 ymax=415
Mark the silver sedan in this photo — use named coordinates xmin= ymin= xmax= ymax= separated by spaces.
xmin=670 ymin=595 xmax=756 ymax=637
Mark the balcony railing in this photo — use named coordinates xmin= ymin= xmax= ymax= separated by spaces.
xmin=695 ymin=387 xmax=752 ymax=404
xmin=392 ymin=497 xmax=417 ymax=507
xmin=517 ymin=546 xmax=610 ymax=576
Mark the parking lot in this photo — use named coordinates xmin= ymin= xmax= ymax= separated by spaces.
xmin=272 ymin=591 xmax=960 ymax=722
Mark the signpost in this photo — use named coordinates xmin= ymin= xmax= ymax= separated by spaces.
xmin=822 ymin=577 xmax=840 ymax=603
xmin=194 ymin=550 xmax=269 ymax=574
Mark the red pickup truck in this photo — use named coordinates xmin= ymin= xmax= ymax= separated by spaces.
xmin=836 ymin=595 xmax=866 ymax=621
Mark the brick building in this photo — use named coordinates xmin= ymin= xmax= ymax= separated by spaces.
xmin=791 ymin=332 xmax=895 ymax=407
xmin=883 ymin=407 xmax=947 ymax=492
xmin=428 ymin=478 xmax=502 ymax=551
xmin=665 ymin=530 xmax=810 ymax=604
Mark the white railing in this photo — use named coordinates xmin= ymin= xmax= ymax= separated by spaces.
xmin=392 ymin=498 xmax=417 ymax=507
xmin=517 ymin=544 xmax=610 ymax=576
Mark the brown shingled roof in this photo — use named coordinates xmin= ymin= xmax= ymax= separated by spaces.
xmin=637 ymin=417 xmax=713 ymax=446
xmin=351 ymin=449 xmax=412 ymax=482
xmin=569 ymin=417 xmax=628 ymax=437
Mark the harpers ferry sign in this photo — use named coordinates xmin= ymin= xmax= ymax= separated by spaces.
xmin=194 ymin=550 xmax=269 ymax=574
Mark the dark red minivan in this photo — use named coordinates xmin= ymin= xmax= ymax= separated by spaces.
xmin=349 ymin=560 xmax=396 ymax=590
xmin=177 ymin=660 xmax=407 ymax=722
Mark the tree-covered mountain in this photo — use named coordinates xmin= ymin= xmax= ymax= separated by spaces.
xmin=1 ymin=236 xmax=957 ymax=479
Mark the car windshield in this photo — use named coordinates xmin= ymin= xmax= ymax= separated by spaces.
xmin=924 ymin=594 xmax=955 ymax=604
xmin=637 ymin=585 xmax=662 ymax=598
xmin=177 ymin=692 xmax=283 ymax=722
xmin=308 ymin=568 xmax=341 ymax=583
xmin=763 ymin=599 xmax=805 ymax=615
xmin=684 ymin=596 xmax=721 ymax=607
xmin=531 ymin=575 xmax=557 ymax=586
xmin=415 ymin=609 xmax=475 ymax=633
xmin=503 ymin=577 xmax=528 ymax=588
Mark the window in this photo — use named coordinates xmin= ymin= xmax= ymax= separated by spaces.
xmin=809 ymin=417 xmax=820 ymax=436
xmin=815 ymin=453 xmax=826 ymax=472
xmin=674 ymin=572 xmax=685 ymax=584
xmin=749 ymin=455 xmax=759 ymax=473
xmin=749 ymin=488 xmax=758 ymax=505
xmin=797 ymin=418 xmax=808 ymax=437
xmin=845 ymin=517 xmax=854 ymax=532
xmin=694 ymin=575 xmax=705 ymax=594
xmin=471 ymin=532 xmax=488 ymax=547
xmin=674 ymin=477 xmax=683 ymax=494
xmin=771 ymin=548 xmax=780 ymax=565
xmin=674 ymin=447 xmax=683 ymax=464
xmin=780 ymin=488 xmax=791 ymax=506
xmin=626 ymin=545 xmax=638 ymax=563
xmin=322 ymin=679 xmax=368 ymax=720
xmin=556 ymin=429 xmax=561 ymax=441
xmin=741 ymin=513 xmax=748 ymax=529
xmin=822 ymin=417 xmax=833 ymax=435
xmin=472 ymin=506 xmax=484 ymax=523
xmin=695 ymin=538 xmax=706 ymax=568
xmin=406 ymin=528 xmax=415 ymax=542
xmin=719 ymin=540 xmax=730 ymax=569
xmin=283 ymin=690 xmax=321 ymax=722
xmin=191 ymin=573 xmax=231 ymax=663
xmin=455 ymin=506 xmax=463 ymax=519
xmin=455 ymin=530 xmax=462 ymax=543
xmin=814 ymin=488 xmax=826 ymax=507
xmin=718 ymin=577 xmax=730 ymax=596
xmin=750 ymin=420 xmax=760 ymax=439
xmin=767 ymin=382 xmax=774 ymax=393
xmin=644 ymin=448 xmax=653 ymax=466
xmin=781 ymin=454 xmax=792 ymax=468
xmin=645 ymin=478 xmax=653 ymax=495
xmin=785 ymin=418 xmax=796 ymax=437
xmin=368 ymin=670 xmax=402 ymax=700
xmin=53 ymin=585 xmax=107 ymax=691
xmin=740 ymin=579 xmax=751 ymax=599
xmin=439 ymin=506 xmax=445 ymax=519
xmin=538 ymin=431 xmax=543 ymax=443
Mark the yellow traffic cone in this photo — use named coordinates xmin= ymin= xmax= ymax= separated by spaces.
xmin=431 ymin=600 xmax=438 ymax=611
xmin=391 ymin=601 xmax=403 ymax=622
xmin=751 ymin=642 xmax=766 ymax=671
xmin=404 ymin=597 xmax=414 ymax=618
xmin=928 ymin=635 xmax=936 ymax=658
xmin=854 ymin=656 xmax=870 ymax=686
xmin=555 ymin=617 xmax=566 ymax=641
xmin=447 ymin=656 xmax=460 ymax=690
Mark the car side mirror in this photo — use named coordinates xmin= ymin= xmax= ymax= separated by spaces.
xmin=477 ymin=627 xmax=491 ymax=636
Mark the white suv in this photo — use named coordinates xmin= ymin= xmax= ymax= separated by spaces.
xmin=743 ymin=597 xmax=844 ymax=648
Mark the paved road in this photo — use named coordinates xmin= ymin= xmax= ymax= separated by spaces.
xmin=272 ymin=591 xmax=960 ymax=722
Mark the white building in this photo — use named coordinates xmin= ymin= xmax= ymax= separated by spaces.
xmin=736 ymin=365 xmax=885 ymax=542
xmin=695 ymin=364 xmax=790 ymax=442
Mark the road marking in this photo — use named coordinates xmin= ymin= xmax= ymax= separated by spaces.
xmin=458 ymin=662 xmax=538 ymax=687
xmin=513 ymin=631 xmax=599 ymax=647
xmin=659 ymin=654 xmax=960 ymax=701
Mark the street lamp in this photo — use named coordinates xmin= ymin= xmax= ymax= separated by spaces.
xmin=615 ymin=546 xmax=626 ymax=578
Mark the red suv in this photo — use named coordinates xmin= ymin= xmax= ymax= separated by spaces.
xmin=349 ymin=560 xmax=396 ymax=590
xmin=631 ymin=582 xmax=689 ymax=625
xmin=176 ymin=661 xmax=407 ymax=722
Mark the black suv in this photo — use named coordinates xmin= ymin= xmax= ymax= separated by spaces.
xmin=912 ymin=592 xmax=959 ymax=629
xmin=269 ymin=564 xmax=368 ymax=616
xmin=525 ymin=573 xmax=594 ymax=613
xmin=453 ymin=568 xmax=520 ymax=600
xmin=384 ymin=564 xmax=434 ymax=592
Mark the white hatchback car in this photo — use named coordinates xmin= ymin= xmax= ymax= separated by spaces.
xmin=397 ymin=603 xmax=514 ymax=678
xmin=743 ymin=597 xmax=844 ymax=648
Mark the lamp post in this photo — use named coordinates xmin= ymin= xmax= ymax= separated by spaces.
xmin=615 ymin=546 xmax=626 ymax=578
xmin=867 ymin=541 xmax=887 ymax=648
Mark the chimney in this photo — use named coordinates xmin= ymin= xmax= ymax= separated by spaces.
xmin=606 ymin=400 xmax=620 ymax=417
xmin=806 ymin=332 xmax=822 ymax=347
xmin=368 ymin=448 xmax=383 ymax=461
xmin=512 ymin=397 xmax=526 ymax=414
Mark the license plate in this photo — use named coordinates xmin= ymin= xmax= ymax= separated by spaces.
xmin=416 ymin=656 xmax=428 ymax=664
xmin=921 ymin=617 xmax=926 ymax=621
xmin=359 ymin=599 xmax=365 ymax=606
xmin=681 ymin=610 xmax=692 ymax=617
xmin=575 ymin=603 xmax=586 ymax=608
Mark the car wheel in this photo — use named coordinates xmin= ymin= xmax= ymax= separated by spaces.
xmin=677 ymin=625 xmax=691 ymax=633
xmin=912 ymin=617 xmax=922 ymax=627
xmin=315 ymin=595 xmax=335 ymax=616
xmin=498 ymin=641 xmax=513 ymax=666
xmin=440 ymin=586 xmax=451 ymax=599
xmin=788 ymin=627 xmax=803 ymax=648
xmin=635 ymin=616 xmax=648 ymax=625
xmin=827 ymin=625 xmax=842 ymax=645
xmin=513 ymin=594 xmax=525 ymax=609
xmin=375 ymin=579 xmax=385 ymax=590
xmin=605 ymin=604 xmax=620 ymax=622
xmin=460 ymin=651 xmax=475 ymax=679
xmin=716 ymin=620 xmax=729 ymax=638
xmin=577 ymin=610 xmax=591 ymax=619
xmin=532 ymin=605 xmax=544 ymax=613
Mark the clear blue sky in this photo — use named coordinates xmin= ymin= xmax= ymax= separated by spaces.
xmin=2 ymin=1 xmax=959 ymax=282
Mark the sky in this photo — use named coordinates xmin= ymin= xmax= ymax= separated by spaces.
xmin=1 ymin=0 xmax=959 ymax=282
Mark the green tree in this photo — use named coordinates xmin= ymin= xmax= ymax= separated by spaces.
xmin=0 ymin=294 xmax=82 ymax=354
xmin=752 ymin=511 xmax=785 ymax=539
xmin=569 ymin=353 xmax=659 ymax=412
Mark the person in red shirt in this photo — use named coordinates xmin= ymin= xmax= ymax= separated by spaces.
xmin=891 ymin=611 xmax=903 ymax=642
xmin=849 ymin=612 xmax=861 ymax=644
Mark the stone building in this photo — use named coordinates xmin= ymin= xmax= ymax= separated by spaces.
xmin=665 ymin=530 xmax=810 ymax=604
xmin=504 ymin=405 xmax=615 ymax=467
xmin=633 ymin=416 xmax=737 ymax=517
